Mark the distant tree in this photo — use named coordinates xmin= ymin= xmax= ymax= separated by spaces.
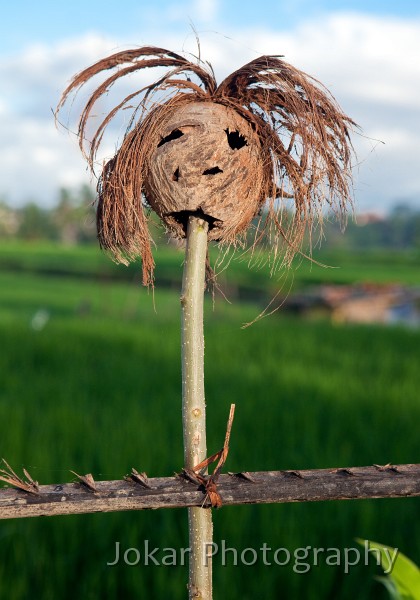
xmin=0 ymin=199 xmax=20 ymax=238
xmin=17 ymin=202 xmax=57 ymax=241
xmin=317 ymin=203 xmax=420 ymax=252
xmin=388 ymin=203 xmax=419 ymax=249
xmin=51 ymin=185 xmax=96 ymax=244
xmin=414 ymin=212 xmax=420 ymax=250
xmin=51 ymin=188 xmax=79 ymax=244
xmin=77 ymin=184 xmax=97 ymax=243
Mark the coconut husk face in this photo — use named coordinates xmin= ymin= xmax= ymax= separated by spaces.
xmin=56 ymin=47 xmax=355 ymax=286
xmin=144 ymin=102 xmax=264 ymax=241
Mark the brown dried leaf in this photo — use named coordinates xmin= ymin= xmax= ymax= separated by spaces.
xmin=128 ymin=468 xmax=151 ymax=489
xmin=70 ymin=471 xmax=97 ymax=492
xmin=205 ymin=480 xmax=223 ymax=508
xmin=181 ymin=468 xmax=206 ymax=487
xmin=0 ymin=459 xmax=39 ymax=494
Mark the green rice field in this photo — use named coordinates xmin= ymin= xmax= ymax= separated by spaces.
xmin=0 ymin=242 xmax=419 ymax=599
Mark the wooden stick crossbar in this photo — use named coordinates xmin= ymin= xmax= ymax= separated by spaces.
xmin=1 ymin=464 xmax=419 ymax=520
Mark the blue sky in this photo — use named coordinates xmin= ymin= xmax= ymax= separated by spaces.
xmin=1 ymin=0 xmax=419 ymax=212
xmin=0 ymin=0 xmax=420 ymax=54
xmin=2 ymin=0 xmax=419 ymax=54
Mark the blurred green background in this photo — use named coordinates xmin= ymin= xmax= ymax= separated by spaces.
xmin=0 ymin=193 xmax=419 ymax=599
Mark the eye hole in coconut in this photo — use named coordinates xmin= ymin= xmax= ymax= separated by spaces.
xmin=202 ymin=166 xmax=223 ymax=175
xmin=158 ymin=128 xmax=184 ymax=147
xmin=225 ymin=129 xmax=247 ymax=150
xmin=172 ymin=167 xmax=180 ymax=181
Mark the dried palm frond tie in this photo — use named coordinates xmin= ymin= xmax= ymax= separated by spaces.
xmin=181 ymin=404 xmax=236 ymax=508
xmin=56 ymin=47 xmax=354 ymax=285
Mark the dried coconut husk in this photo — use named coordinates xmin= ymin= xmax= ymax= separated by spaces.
xmin=56 ymin=47 xmax=355 ymax=286
xmin=144 ymin=101 xmax=265 ymax=242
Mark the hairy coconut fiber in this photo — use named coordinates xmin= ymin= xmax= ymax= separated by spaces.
xmin=56 ymin=46 xmax=355 ymax=286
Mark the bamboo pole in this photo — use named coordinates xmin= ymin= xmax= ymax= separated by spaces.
xmin=180 ymin=215 xmax=212 ymax=599
xmin=1 ymin=464 xmax=420 ymax=520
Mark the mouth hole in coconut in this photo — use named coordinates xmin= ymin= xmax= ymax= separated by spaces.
xmin=172 ymin=167 xmax=180 ymax=181
xmin=167 ymin=209 xmax=220 ymax=234
xmin=203 ymin=166 xmax=223 ymax=175
xmin=225 ymin=129 xmax=247 ymax=150
xmin=157 ymin=128 xmax=184 ymax=147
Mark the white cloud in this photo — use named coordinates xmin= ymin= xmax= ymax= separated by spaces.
xmin=187 ymin=13 xmax=420 ymax=110
xmin=0 ymin=14 xmax=419 ymax=211
xmin=0 ymin=115 xmax=91 ymax=205
xmin=279 ymin=13 xmax=420 ymax=110
xmin=192 ymin=0 xmax=219 ymax=21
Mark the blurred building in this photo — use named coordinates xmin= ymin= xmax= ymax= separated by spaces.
xmin=285 ymin=284 xmax=420 ymax=327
